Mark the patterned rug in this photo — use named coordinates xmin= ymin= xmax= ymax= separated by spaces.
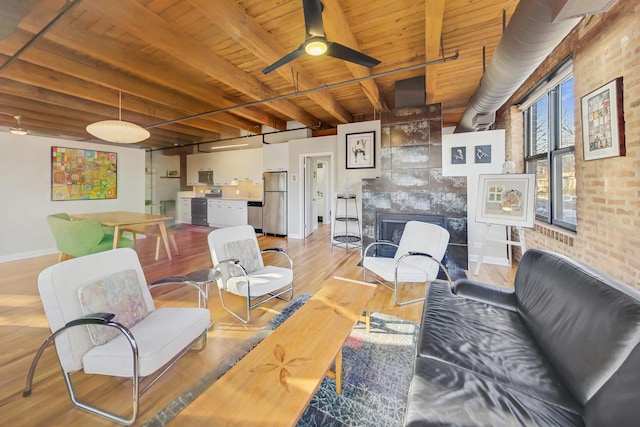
xmin=143 ymin=294 xmax=418 ymax=427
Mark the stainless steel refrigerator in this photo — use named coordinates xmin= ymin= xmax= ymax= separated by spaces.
xmin=263 ymin=171 xmax=287 ymax=236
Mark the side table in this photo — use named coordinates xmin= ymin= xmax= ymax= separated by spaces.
xmin=185 ymin=269 xmax=220 ymax=329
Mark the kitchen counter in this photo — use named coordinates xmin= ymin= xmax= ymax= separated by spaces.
xmin=179 ymin=194 xmax=262 ymax=202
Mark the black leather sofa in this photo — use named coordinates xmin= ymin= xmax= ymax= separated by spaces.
xmin=404 ymin=249 xmax=640 ymax=426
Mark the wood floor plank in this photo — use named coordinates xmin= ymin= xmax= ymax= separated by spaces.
xmin=0 ymin=224 xmax=516 ymax=426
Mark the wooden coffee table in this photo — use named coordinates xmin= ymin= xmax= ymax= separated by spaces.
xmin=171 ymin=276 xmax=377 ymax=426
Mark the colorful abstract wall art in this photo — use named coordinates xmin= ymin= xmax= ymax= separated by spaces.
xmin=51 ymin=146 xmax=117 ymax=200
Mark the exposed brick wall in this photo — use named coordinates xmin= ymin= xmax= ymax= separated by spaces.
xmin=495 ymin=1 xmax=640 ymax=287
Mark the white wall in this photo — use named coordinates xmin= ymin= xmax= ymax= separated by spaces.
xmin=0 ymin=132 xmax=146 ymax=262
xmin=442 ymin=129 xmax=509 ymax=266
xmin=287 ymin=120 xmax=381 ymax=239
xmin=288 ymin=135 xmax=337 ymax=238
xmin=336 ymin=121 xmax=382 ymax=203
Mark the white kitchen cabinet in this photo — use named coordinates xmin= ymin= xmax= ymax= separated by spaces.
xmin=263 ymin=143 xmax=289 ymax=171
xmin=178 ymin=197 xmax=192 ymax=224
xmin=208 ymin=199 xmax=248 ymax=228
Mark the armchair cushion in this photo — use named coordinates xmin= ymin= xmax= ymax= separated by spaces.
xmin=362 ymin=256 xmax=428 ymax=282
xmin=82 ymin=307 xmax=210 ymax=377
xmin=225 ymin=265 xmax=294 ymax=296
xmin=224 ymin=238 xmax=261 ymax=274
xmin=78 ymin=270 xmax=149 ymax=345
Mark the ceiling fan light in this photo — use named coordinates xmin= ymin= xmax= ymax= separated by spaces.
xmin=305 ymin=40 xmax=327 ymax=56
xmin=86 ymin=120 xmax=150 ymax=144
xmin=10 ymin=126 xmax=28 ymax=135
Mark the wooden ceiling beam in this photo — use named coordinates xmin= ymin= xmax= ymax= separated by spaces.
xmin=82 ymin=0 xmax=319 ymax=128
xmin=425 ymin=0 xmax=445 ymax=105
xmin=15 ymin=38 xmax=258 ymax=135
xmin=16 ymin=3 xmax=286 ymax=131
xmin=192 ymin=0 xmax=353 ymax=124
xmin=321 ymin=0 xmax=387 ymax=112
xmin=1 ymin=57 xmax=239 ymax=137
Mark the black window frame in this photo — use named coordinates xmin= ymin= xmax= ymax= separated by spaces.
xmin=523 ymin=62 xmax=576 ymax=232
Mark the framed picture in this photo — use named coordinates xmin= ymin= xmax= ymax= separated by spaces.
xmin=51 ymin=146 xmax=118 ymax=200
xmin=451 ymin=146 xmax=466 ymax=164
xmin=474 ymin=145 xmax=492 ymax=163
xmin=476 ymin=174 xmax=535 ymax=228
xmin=581 ymin=77 xmax=625 ymax=161
xmin=346 ymin=131 xmax=375 ymax=169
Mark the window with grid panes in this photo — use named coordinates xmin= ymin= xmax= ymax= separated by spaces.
xmin=522 ymin=62 xmax=576 ymax=231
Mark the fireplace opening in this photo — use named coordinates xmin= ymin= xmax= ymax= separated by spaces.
xmin=375 ymin=213 xmax=446 ymax=258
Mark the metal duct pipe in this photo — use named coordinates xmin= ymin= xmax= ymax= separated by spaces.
xmin=454 ymin=0 xmax=580 ymax=133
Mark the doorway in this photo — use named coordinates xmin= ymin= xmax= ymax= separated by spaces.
xmin=302 ymin=154 xmax=332 ymax=238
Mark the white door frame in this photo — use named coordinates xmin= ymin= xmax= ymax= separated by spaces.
xmin=298 ymin=152 xmax=333 ymax=239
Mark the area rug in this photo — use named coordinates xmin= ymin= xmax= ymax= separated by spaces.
xmin=143 ymin=294 xmax=418 ymax=427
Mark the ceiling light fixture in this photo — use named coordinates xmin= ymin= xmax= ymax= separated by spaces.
xmin=304 ymin=38 xmax=328 ymax=56
xmin=209 ymin=143 xmax=249 ymax=150
xmin=86 ymin=91 xmax=150 ymax=143
xmin=1 ymin=112 xmax=28 ymax=135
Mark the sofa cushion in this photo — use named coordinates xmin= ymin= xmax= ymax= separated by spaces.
xmin=404 ymin=357 xmax=583 ymax=427
xmin=419 ymin=282 xmax=579 ymax=412
xmin=515 ymin=249 xmax=640 ymax=406
xmin=582 ymin=341 xmax=640 ymax=426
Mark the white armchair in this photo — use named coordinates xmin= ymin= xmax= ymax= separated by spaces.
xmin=23 ymin=248 xmax=210 ymax=425
xmin=208 ymin=225 xmax=294 ymax=323
xmin=362 ymin=220 xmax=452 ymax=305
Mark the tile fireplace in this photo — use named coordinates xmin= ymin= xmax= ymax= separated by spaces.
xmin=362 ymin=104 xmax=468 ymax=274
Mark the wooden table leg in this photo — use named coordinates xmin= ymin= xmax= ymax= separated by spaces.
xmin=326 ymin=348 xmax=343 ymax=394
xmin=158 ymin=221 xmax=172 ymax=260
xmin=335 ymin=348 xmax=343 ymax=395
xmin=112 ymin=225 xmax=121 ymax=249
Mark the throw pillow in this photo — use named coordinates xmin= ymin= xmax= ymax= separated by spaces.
xmin=224 ymin=239 xmax=261 ymax=274
xmin=78 ymin=269 xmax=149 ymax=345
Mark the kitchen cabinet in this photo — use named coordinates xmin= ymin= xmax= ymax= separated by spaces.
xmin=177 ymin=197 xmax=193 ymax=224
xmin=187 ymin=148 xmax=263 ymax=186
xmin=263 ymin=143 xmax=289 ymax=171
xmin=208 ymin=199 xmax=248 ymax=228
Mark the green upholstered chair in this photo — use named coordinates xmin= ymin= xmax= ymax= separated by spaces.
xmin=47 ymin=213 xmax=133 ymax=262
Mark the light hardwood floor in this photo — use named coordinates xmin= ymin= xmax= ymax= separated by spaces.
xmin=0 ymin=224 xmax=516 ymax=426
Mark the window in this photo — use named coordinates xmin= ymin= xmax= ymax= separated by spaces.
xmin=522 ymin=62 xmax=576 ymax=231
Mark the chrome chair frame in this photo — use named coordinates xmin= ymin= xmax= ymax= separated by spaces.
xmin=23 ymin=281 xmax=207 ymax=426
xmin=363 ymin=241 xmax=454 ymax=305
xmin=215 ymin=247 xmax=294 ymax=324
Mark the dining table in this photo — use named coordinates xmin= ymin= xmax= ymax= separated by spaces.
xmin=69 ymin=211 xmax=174 ymax=260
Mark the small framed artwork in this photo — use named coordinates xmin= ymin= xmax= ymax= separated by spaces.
xmin=451 ymin=146 xmax=466 ymax=164
xmin=476 ymin=174 xmax=536 ymax=228
xmin=581 ymin=77 xmax=625 ymax=161
xmin=346 ymin=131 xmax=375 ymax=169
xmin=474 ymin=145 xmax=492 ymax=163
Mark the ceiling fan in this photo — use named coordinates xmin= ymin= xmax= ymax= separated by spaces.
xmin=262 ymin=0 xmax=380 ymax=74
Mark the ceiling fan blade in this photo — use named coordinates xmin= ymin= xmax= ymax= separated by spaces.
xmin=326 ymin=42 xmax=381 ymax=68
xmin=262 ymin=45 xmax=306 ymax=74
xmin=302 ymin=0 xmax=325 ymax=37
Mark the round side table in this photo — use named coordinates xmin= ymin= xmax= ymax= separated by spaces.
xmin=185 ymin=269 xmax=220 ymax=329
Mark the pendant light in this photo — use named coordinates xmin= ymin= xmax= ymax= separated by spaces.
xmin=1 ymin=112 xmax=28 ymax=135
xmin=86 ymin=91 xmax=150 ymax=143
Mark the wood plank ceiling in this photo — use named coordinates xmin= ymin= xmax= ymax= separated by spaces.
xmin=0 ymin=0 xmax=519 ymax=151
